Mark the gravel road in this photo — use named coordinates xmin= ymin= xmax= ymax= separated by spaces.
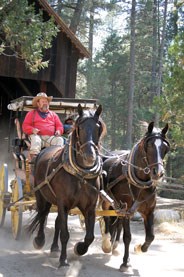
xmin=0 ymin=204 xmax=184 ymax=277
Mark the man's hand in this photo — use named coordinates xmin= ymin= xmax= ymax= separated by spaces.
xmin=32 ymin=128 xmax=40 ymax=134
xmin=55 ymin=130 xmax=61 ymax=136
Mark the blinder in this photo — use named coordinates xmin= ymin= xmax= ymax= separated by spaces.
xmin=75 ymin=116 xmax=102 ymax=152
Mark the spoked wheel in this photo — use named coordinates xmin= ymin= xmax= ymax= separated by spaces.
xmin=0 ymin=163 xmax=9 ymax=227
xmin=10 ymin=177 xmax=23 ymax=240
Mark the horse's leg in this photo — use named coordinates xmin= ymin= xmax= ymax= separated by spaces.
xmin=101 ymin=216 xmax=112 ymax=253
xmin=111 ymin=218 xmax=123 ymax=250
xmin=32 ymin=191 xmax=52 ymax=249
xmin=50 ymin=215 xmax=60 ymax=253
xmin=134 ymin=211 xmax=155 ymax=253
xmin=102 ymin=216 xmax=123 ymax=253
xmin=74 ymin=209 xmax=96 ymax=256
xmin=119 ymin=217 xmax=131 ymax=272
xmin=57 ymin=205 xmax=70 ymax=267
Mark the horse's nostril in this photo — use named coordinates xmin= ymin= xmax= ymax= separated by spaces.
xmin=152 ymin=168 xmax=157 ymax=176
xmin=152 ymin=167 xmax=164 ymax=179
xmin=159 ymin=171 xmax=164 ymax=178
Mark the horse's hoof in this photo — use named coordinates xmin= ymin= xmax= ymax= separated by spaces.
xmin=119 ymin=263 xmax=131 ymax=272
xmin=101 ymin=233 xmax=112 ymax=253
xmin=134 ymin=244 xmax=142 ymax=254
xmin=102 ymin=244 xmax=112 ymax=253
xmin=33 ymin=237 xmax=45 ymax=249
xmin=58 ymin=260 xmax=70 ymax=268
xmin=74 ymin=242 xmax=88 ymax=256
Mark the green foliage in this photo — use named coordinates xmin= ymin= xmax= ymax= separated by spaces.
xmin=77 ymin=31 xmax=129 ymax=150
xmin=160 ymin=31 xmax=184 ymax=146
xmin=0 ymin=0 xmax=59 ymax=73
xmin=49 ymin=1 xmax=184 ymax=178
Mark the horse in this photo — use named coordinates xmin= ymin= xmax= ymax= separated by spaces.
xmin=28 ymin=104 xmax=106 ymax=268
xmin=101 ymin=121 xmax=170 ymax=272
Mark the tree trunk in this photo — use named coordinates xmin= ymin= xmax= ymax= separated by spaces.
xmin=126 ymin=0 xmax=136 ymax=149
xmin=86 ymin=2 xmax=95 ymax=95
xmin=69 ymin=0 xmax=85 ymax=34
xmin=150 ymin=0 xmax=158 ymax=102
xmin=88 ymin=2 xmax=94 ymax=57
xmin=110 ymin=82 xmax=116 ymax=150
xmin=155 ymin=0 xmax=168 ymax=125
xmin=56 ymin=0 xmax=63 ymax=16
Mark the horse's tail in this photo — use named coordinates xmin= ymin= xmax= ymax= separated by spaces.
xmin=27 ymin=212 xmax=43 ymax=234
xmin=27 ymin=195 xmax=52 ymax=234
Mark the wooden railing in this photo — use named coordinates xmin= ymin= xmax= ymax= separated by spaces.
xmin=157 ymin=176 xmax=184 ymax=197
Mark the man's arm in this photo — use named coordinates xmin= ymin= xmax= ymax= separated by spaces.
xmin=54 ymin=113 xmax=64 ymax=136
xmin=22 ymin=111 xmax=36 ymax=135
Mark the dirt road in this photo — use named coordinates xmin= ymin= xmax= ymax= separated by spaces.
xmin=0 ymin=208 xmax=184 ymax=277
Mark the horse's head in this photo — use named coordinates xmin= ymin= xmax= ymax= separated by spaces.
xmin=73 ymin=104 xmax=106 ymax=168
xmin=142 ymin=121 xmax=170 ymax=181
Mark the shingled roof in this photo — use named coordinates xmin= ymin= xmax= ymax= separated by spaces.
xmin=38 ymin=0 xmax=91 ymax=58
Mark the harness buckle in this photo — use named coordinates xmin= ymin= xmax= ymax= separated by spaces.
xmin=121 ymin=160 xmax=127 ymax=166
xmin=144 ymin=167 xmax=150 ymax=174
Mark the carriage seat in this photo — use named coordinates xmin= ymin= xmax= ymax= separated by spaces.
xmin=12 ymin=137 xmax=30 ymax=170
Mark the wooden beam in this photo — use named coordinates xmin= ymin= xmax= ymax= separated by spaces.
xmin=16 ymin=78 xmax=32 ymax=96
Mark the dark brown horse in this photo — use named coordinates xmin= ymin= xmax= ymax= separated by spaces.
xmin=28 ymin=104 xmax=106 ymax=268
xmin=101 ymin=122 xmax=170 ymax=272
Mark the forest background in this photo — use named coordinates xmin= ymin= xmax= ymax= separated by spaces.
xmin=0 ymin=0 xmax=184 ymax=181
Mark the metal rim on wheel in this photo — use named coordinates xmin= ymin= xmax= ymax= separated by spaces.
xmin=0 ymin=164 xmax=8 ymax=227
xmin=11 ymin=177 xmax=23 ymax=240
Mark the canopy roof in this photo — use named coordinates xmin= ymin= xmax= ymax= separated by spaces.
xmin=8 ymin=96 xmax=98 ymax=114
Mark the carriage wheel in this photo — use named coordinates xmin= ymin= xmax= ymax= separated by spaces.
xmin=0 ymin=164 xmax=9 ymax=227
xmin=11 ymin=177 xmax=23 ymax=240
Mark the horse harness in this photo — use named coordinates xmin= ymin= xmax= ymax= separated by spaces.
xmin=104 ymin=134 xmax=169 ymax=215
xmin=33 ymin=129 xmax=103 ymax=198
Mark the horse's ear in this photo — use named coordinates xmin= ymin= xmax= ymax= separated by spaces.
xmin=162 ymin=123 xmax=169 ymax=136
xmin=78 ymin=104 xmax=83 ymax=117
xmin=148 ymin=121 xmax=154 ymax=134
xmin=95 ymin=104 xmax=102 ymax=117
